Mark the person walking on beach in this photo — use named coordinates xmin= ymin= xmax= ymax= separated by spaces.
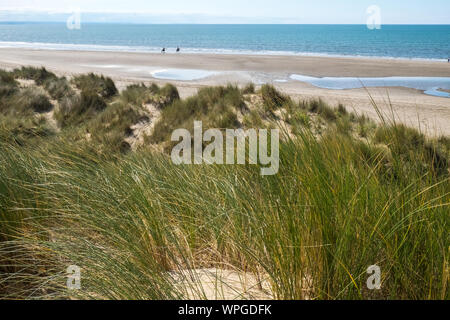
xmin=176 ymin=46 xmax=180 ymax=53
xmin=161 ymin=47 xmax=166 ymax=54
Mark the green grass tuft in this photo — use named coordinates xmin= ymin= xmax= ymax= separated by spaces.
xmin=242 ymin=83 xmax=256 ymax=94
xmin=13 ymin=66 xmax=57 ymax=85
xmin=150 ymin=85 xmax=243 ymax=144
xmin=260 ymin=84 xmax=289 ymax=112
xmin=72 ymin=73 xmax=118 ymax=99
xmin=4 ymin=86 xmax=53 ymax=115
xmin=55 ymin=90 xmax=107 ymax=128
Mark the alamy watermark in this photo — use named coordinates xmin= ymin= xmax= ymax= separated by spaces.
xmin=67 ymin=265 xmax=81 ymax=290
xmin=366 ymin=5 xmax=381 ymax=30
xmin=367 ymin=265 xmax=381 ymax=290
xmin=171 ymin=121 xmax=279 ymax=176
xmin=67 ymin=7 xmax=81 ymax=30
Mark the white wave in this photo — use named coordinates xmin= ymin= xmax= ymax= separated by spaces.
xmin=0 ymin=41 xmax=446 ymax=62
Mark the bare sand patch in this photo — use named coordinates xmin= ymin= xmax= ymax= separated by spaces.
xmin=170 ymin=268 xmax=273 ymax=300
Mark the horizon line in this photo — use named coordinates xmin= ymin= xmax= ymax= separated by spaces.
xmin=1 ymin=21 xmax=449 ymax=26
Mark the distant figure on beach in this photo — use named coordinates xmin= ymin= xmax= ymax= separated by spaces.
xmin=176 ymin=47 xmax=180 ymax=53
xmin=161 ymin=48 xmax=166 ymax=54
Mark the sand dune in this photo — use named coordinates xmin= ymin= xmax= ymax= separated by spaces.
xmin=1 ymin=48 xmax=449 ymax=136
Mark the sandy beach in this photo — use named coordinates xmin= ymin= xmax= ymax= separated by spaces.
xmin=1 ymin=47 xmax=450 ymax=136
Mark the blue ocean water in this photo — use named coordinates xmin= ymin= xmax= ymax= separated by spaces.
xmin=0 ymin=23 xmax=449 ymax=60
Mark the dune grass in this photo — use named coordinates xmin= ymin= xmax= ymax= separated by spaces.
xmin=149 ymin=85 xmax=243 ymax=145
xmin=0 ymin=115 xmax=55 ymax=146
xmin=0 ymin=83 xmax=53 ymax=117
xmin=13 ymin=66 xmax=57 ymax=86
xmin=44 ymin=77 xmax=75 ymax=101
xmin=121 ymin=83 xmax=180 ymax=109
xmin=261 ymin=84 xmax=290 ymax=112
xmin=54 ymin=90 xmax=107 ymax=128
xmin=10 ymin=86 xmax=54 ymax=114
xmin=0 ymin=70 xmax=448 ymax=300
xmin=71 ymin=73 xmax=118 ymax=99
xmin=86 ymin=101 xmax=145 ymax=154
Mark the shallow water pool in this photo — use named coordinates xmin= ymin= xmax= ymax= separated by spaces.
xmin=151 ymin=69 xmax=216 ymax=81
xmin=290 ymin=75 xmax=450 ymax=98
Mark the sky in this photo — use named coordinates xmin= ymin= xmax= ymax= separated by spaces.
xmin=0 ymin=0 xmax=449 ymax=24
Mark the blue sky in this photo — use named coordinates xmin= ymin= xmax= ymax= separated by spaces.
xmin=1 ymin=0 xmax=449 ymax=24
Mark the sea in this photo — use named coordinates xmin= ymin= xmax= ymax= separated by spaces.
xmin=1 ymin=23 xmax=450 ymax=97
xmin=0 ymin=23 xmax=449 ymax=61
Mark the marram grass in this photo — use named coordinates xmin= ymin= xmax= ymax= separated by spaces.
xmin=0 ymin=127 xmax=448 ymax=300
xmin=0 ymin=67 xmax=448 ymax=300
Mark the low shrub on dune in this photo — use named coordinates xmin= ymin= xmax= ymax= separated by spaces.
xmin=13 ymin=66 xmax=57 ymax=85
xmin=43 ymin=77 xmax=75 ymax=101
xmin=121 ymin=83 xmax=154 ymax=106
xmin=5 ymin=86 xmax=53 ymax=115
xmin=87 ymin=102 xmax=143 ymax=154
xmin=150 ymin=85 xmax=243 ymax=144
xmin=243 ymin=109 xmax=264 ymax=127
xmin=8 ymin=66 xmax=74 ymax=102
xmin=0 ymin=84 xmax=18 ymax=100
xmin=72 ymin=73 xmax=118 ymax=99
xmin=157 ymin=83 xmax=180 ymax=108
xmin=55 ymin=90 xmax=107 ymax=128
xmin=120 ymin=83 xmax=180 ymax=109
xmin=0 ymin=70 xmax=19 ymax=99
xmin=308 ymin=99 xmax=337 ymax=121
xmin=0 ymin=115 xmax=54 ymax=146
xmin=242 ymin=83 xmax=255 ymax=94
xmin=375 ymin=124 xmax=449 ymax=175
xmin=0 ymin=70 xmax=18 ymax=86
xmin=261 ymin=84 xmax=290 ymax=112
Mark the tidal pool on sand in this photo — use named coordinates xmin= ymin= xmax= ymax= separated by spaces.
xmin=290 ymin=75 xmax=450 ymax=98
xmin=151 ymin=69 xmax=216 ymax=81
